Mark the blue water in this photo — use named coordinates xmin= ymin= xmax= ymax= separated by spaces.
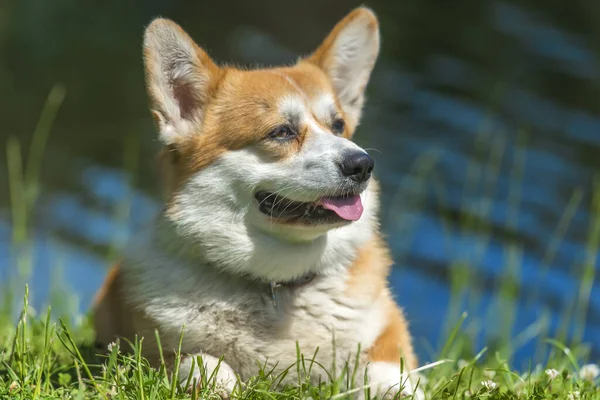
xmin=1 ymin=0 xmax=599 ymax=368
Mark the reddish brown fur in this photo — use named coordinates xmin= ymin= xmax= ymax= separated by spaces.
xmin=93 ymin=264 xmax=166 ymax=364
xmin=345 ymin=233 xmax=418 ymax=370
xmin=92 ymin=263 xmax=134 ymax=347
xmin=368 ymin=298 xmax=417 ymax=369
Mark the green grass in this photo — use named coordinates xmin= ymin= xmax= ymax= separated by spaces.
xmin=2 ymin=87 xmax=600 ymax=398
xmin=0 ymin=289 xmax=598 ymax=399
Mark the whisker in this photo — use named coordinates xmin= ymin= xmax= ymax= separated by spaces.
xmin=363 ymin=147 xmax=382 ymax=155
xmin=257 ymin=184 xmax=295 ymax=208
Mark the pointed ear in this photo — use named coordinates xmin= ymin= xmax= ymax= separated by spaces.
xmin=307 ymin=7 xmax=380 ymax=126
xmin=143 ymin=18 xmax=219 ymax=144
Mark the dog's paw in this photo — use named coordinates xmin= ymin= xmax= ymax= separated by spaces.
xmin=362 ymin=362 xmax=424 ymax=400
xmin=179 ymin=354 xmax=237 ymax=398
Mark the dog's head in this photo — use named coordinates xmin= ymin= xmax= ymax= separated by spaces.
xmin=143 ymin=8 xmax=381 ymax=279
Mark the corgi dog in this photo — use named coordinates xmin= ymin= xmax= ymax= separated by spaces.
xmin=93 ymin=7 xmax=421 ymax=399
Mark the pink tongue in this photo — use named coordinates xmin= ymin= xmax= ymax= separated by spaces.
xmin=321 ymin=195 xmax=363 ymax=221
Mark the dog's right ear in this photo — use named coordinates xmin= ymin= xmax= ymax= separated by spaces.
xmin=143 ymin=18 xmax=219 ymax=144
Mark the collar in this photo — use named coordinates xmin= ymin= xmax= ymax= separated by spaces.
xmin=269 ymin=271 xmax=317 ymax=308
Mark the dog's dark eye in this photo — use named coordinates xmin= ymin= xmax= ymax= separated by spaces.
xmin=331 ymin=118 xmax=345 ymax=135
xmin=268 ymin=125 xmax=297 ymax=141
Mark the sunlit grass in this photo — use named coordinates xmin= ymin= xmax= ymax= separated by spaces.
xmin=0 ymin=290 xmax=598 ymax=399
xmin=1 ymin=86 xmax=599 ymax=398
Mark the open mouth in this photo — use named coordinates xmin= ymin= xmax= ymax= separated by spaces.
xmin=255 ymin=190 xmax=364 ymax=224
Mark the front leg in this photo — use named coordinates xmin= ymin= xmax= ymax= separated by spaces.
xmin=363 ymin=301 xmax=424 ymax=399
xmin=179 ymin=353 xmax=238 ymax=397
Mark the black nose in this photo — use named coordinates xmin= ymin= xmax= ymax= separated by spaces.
xmin=340 ymin=152 xmax=374 ymax=183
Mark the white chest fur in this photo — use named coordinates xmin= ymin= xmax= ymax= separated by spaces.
xmin=123 ymin=250 xmax=386 ymax=383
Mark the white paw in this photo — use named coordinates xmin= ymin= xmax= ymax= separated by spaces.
xmin=362 ymin=361 xmax=424 ymax=400
xmin=179 ymin=354 xmax=238 ymax=397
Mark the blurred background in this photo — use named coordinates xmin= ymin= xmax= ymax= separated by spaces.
xmin=1 ymin=0 xmax=599 ymax=369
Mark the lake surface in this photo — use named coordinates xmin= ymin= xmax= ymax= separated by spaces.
xmin=1 ymin=0 xmax=599 ymax=367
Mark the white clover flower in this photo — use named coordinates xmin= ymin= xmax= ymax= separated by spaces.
xmin=107 ymin=341 xmax=118 ymax=353
xmin=567 ymin=391 xmax=580 ymax=400
xmin=579 ymin=364 xmax=599 ymax=382
xmin=481 ymin=380 xmax=497 ymax=390
xmin=545 ymin=368 xmax=559 ymax=380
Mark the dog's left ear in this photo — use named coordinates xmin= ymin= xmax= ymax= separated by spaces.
xmin=307 ymin=7 xmax=380 ymax=127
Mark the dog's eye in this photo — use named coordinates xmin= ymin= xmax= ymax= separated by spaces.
xmin=268 ymin=125 xmax=297 ymax=141
xmin=331 ymin=118 xmax=345 ymax=135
